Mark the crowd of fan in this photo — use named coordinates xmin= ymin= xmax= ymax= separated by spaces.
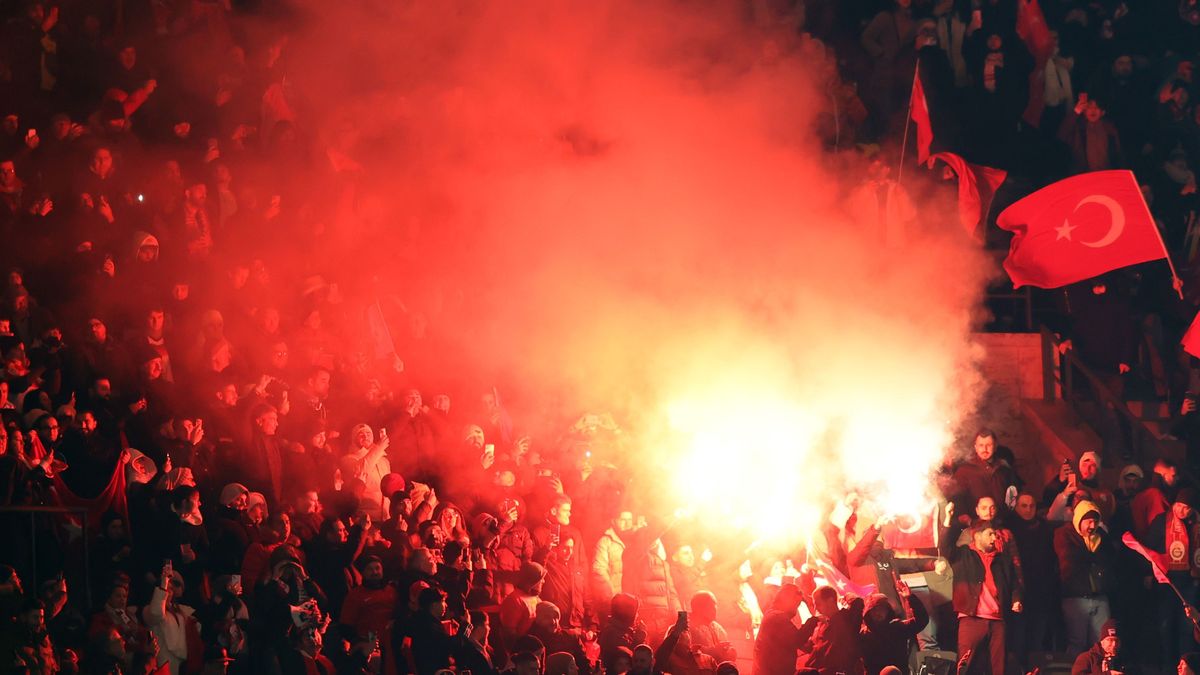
xmin=3 ymin=0 xmax=1200 ymax=673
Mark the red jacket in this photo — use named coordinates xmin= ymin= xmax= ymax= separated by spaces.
xmin=341 ymin=584 xmax=399 ymax=639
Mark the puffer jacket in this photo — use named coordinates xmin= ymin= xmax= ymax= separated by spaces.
xmin=1053 ymin=501 xmax=1115 ymax=598
xmin=625 ymin=542 xmax=679 ymax=612
xmin=591 ymin=528 xmax=625 ymax=601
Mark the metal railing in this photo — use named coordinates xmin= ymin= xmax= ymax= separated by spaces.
xmin=1039 ymin=325 xmax=1163 ymax=465
xmin=0 ymin=505 xmax=92 ymax=607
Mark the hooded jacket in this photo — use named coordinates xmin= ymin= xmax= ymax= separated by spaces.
xmin=1054 ymin=501 xmax=1114 ymax=598
xmin=858 ymin=592 xmax=928 ymax=675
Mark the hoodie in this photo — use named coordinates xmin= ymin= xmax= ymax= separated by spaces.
xmin=859 ymin=592 xmax=928 ymax=675
xmin=1053 ymin=501 xmax=1114 ymax=598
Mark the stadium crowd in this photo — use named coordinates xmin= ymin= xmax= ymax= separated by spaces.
xmin=3 ymin=0 xmax=1200 ymax=674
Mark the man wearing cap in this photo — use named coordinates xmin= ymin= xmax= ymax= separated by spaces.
xmin=1109 ymin=465 xmax=1144 ymax=535
xmin=1055 ymin=500 xmax=1116 ymax=656
xmin=209 ymin=482 xmax=251 ymax=575
xmin=1071 ymin=619 xmax=1124 ymax=675
xmin=340 ymin=555 xmax=396 ymax=642
xmin=1138 ymin=487 xmax=1200 ymax=664
xmin=500 ymin=562 xmax=548 ymax=639
xmin=1048 ymin=453 xmax=1116 ymax=523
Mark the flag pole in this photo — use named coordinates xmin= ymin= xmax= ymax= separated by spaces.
xmin=1131 ymin=170 xmax=1184 ymax=299
xmin=897 ymin=59 xmax=920 ymax=185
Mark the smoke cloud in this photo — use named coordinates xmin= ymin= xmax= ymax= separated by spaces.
xmin=279 ymin=0 xmax=993 ymax=545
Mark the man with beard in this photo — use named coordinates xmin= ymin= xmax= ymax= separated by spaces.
xmin=1055 ymin=501 xmax=1115 ymax=657
xmin=340 ymin=555 xmax=397 ymax=642
xmin=0 ymin=598 xmax=59 ymax=672
xmin=952 ymin=430 xmax=1020 ymax=516
xmin=1047 ymin=452 xmax=1116 ymax=521
xmin=940 ymin=515 xmax=1023 ymax=675
xmin=530 ymin=602 xmax=589 ymax=674
xmin=1071 ymin=619 xmax=1125 ymax=675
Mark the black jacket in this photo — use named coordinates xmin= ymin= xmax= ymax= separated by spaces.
xmin=1054 ymin=524 xmax=1115 ymax=598
xmin=939 ymin=523 xmax=1023 ymax=617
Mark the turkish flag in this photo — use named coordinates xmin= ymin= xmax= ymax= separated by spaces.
xmin=930 ymin=152 xmax=1007 ymax=237
xmin=995 ymin=170 xmax=1166 ymax=288
xmin=911 ymin=70 xmax=933 ymax=165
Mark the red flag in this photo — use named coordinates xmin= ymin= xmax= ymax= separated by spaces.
xmin=882 ymin=505 xmax=937 ymax=550
xmin=911 ymin=69 xmax=933 ymax=165
xmin=995 ymin=170 xmax=1166 ymax=288
xmin=1017 ymin=0 xmax=1054 ymax=65
xmin=1183 ymin=312 xmax=1200 ymax=359
xmin=1122 ymin=531 xmax=1170 ymax=584
xmin=930 ymin=152 xmax=1007 ymax=236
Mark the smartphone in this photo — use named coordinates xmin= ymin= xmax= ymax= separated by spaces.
xmin=484 ymin=443 xmax=495 ymax=456
xmin=677 ymin=610 xmax=688 ymax=628
xmin=441 ymin=620 xmax=456 ymax=634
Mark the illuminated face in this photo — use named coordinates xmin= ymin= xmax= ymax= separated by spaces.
xmin=364 ymin=561 xmax=383 ymax=582
xmin=146 ymin=310 xmax=165 ymax=335
xmin=0 ymin=161 xmax=15 ymax=189
xmin=632 ymin=649 xmax=654 ymax=674
xmin=89 ymin=319 xmax=107 ymax=343
xmin=41 ymin=417 xmax=60 ymax=442
xmin=309 ymin=371 xmax=331 ymax=398
xmin=1120 ymin=473 xmax=1141 ymax=494
xmin=210 ymin=342 xmax=232 ymax=372
xmin=329 ymin=520 xmax=348 ymax=543
xmin=974 ymin=434 xmax=995 ymax=462
xmin=973 ymin=527 xmax=997 ymax=552
xmin=1174 ymin=502 xmax=1193 ymax=521
xmin=1077 ymin=517 xmax=1098 ymax=538
xmin=1101 ymin=636 xmax=1118 ymax=656
xmin=217 ymin=384 xmax=238 ymax=407
xmin=464 ymin=425 xmax=485 ymax=449
xmin=552 ymin=502 xmax=571 ymax=526
xmin=107 ymin=584 xmax=128 ymax=609
xmin=1015 ymin=495 xmax=1036 ymax=521
xmin=171 ymin=283 xmax=189 ymax=301
xmin=975 ymin=497 xmax=997 ymax=521
xmin=1157 ymin=463 xmax=1178 ymax=486
xmin=674 ymin=545 xmax=695 ymax=568
xmin=299 ymin=491 xmax=320 ymax=514
xmin=257 ymin=411 xmax=279 ymax=436
xmin=144 ymin=357 xmax=163 ymax=380
xmin=51 ymin=117 xmax=69 ymax=139
xmin=90 ymin=148 xmax=113 ymax=177
xmin=80 ymin=412 xmax=98 ymax=434
xmin=355 ymin=426 xmax=374 ymax=448
xmin=94 ymin=379 xmax=112 ymax=399
xmin=615 ymin=511 xmax=634 ymax=532
xmin=1085 ymin=101 xmax=1104 ymax=122
xmin=1079 ymin=456 xmax=1099 ymax=481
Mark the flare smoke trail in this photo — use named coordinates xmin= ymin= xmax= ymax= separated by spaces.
xmin=281 ymin=0 xmax=993 ymax=546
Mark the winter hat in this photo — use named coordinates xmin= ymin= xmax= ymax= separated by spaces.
xmin=247 ymin=492 xmax=267 ymax=510
xmin=350 ymin=423 xmax=372 ymax=446
xmin=516 ymin=562 xmax=547 ymax=591
xmin=219 ymin=483 xmax=249 ymax=507
xmin=381 ymin=473 xmax=406 ymax=498
xmin=408 ymin=580 xmax=431 ymax=607
xmin=1121 ymin=464 xmax=1144 ymax=479
xmin=1101 ymin=619 xmax=1119 ymax=639
xmin=610 ymin=593 xmax=639 ymax=623
xmin=545 ymin=653 xmax=575 ymax=675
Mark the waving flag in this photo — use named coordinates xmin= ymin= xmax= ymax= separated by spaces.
xmin=995 ymin=170 xmax=1166 ymax=288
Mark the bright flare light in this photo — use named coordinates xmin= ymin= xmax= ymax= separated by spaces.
xmin=660 ymin=374 xmax=953 ymax=549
